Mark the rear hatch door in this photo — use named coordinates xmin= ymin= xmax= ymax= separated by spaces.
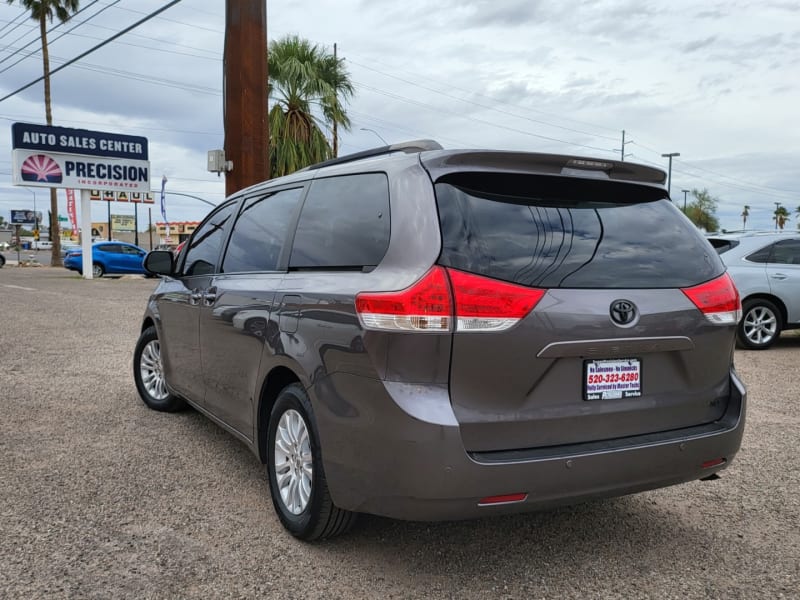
xmin=435 ymin=172 xmax=735 ymax=452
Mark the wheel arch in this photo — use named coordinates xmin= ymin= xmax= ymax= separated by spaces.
xmin=256 ymin=366 xmax=302 ymax=463
xmin=140 ymin=316 xmax=156 ymax=334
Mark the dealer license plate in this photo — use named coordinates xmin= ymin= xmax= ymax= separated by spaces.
xmin=584 ymin=358 xmax=642 ymax=400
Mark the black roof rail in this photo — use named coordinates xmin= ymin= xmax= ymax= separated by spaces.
xmin=301 ymin=139 xmax=443 ymax=171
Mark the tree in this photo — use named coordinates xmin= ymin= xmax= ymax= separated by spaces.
xmin=774 ymin=205 xmax=789 ymax=230
xmin=8 ymin=0 xmax=80 ymax=267
xmin=683 ymin=188 xmax=720 ymax=232
xmin=268 ymin=35 xmax=354 ymax=178
xmin=741 ymin=205 xmax=750 ymax=230
xmin=795 ymin=205 xmax=800 ymax=229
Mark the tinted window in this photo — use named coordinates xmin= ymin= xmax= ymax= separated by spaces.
xmin=708 ymin=238 xmax=739 ymax=254
xmin=97 ymin=244 xmax=121 ymax=253
xmin=120 ymin=245 xmax=143 ymax=255
xmin=435 ymin=174 xmax=723 ymax=289
xmin=769 ymin=239 xmax=800 ymax=264
xmin=289 ymin=174 xmax=390 ymax=269
xmin=182 ymin=201 xmax=236 ymax=277
xmin=745 ymin=244 xmax=773 ymax=263
xmin=222 ymin=187 xmax=304 ymax=273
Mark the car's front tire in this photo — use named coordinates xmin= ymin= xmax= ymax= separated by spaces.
xmin=267 ymin=383 xmax=357 ymax=540
xmin=133 ymin=325 xmax=186 ymax=411
xmin=737 ymin=298 xmax=782 ymax=350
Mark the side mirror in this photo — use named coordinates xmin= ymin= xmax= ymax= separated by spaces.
xmin=144 ymin=250 xmax=175 ymax=276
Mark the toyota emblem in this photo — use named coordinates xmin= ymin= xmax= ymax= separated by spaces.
xmin=610 ymin=300 xmax=637 ymax=326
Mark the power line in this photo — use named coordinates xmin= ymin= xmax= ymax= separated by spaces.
xmin=0 ymin=1 xmax=116 ymax=75
xmin=346 ymin=52 xmax=621 ymax=135
xmin=0 ymin=10 xmax=31 ymax=41
xmin=349 ymin=58 xmax=620 ymax=143
xmin=0 ymin=113 xmax=219 ymax=136
xmin=0 ymin=0 xmax=184 ymax=105
xmin=354 ymin=80 xmax=617 ymax=155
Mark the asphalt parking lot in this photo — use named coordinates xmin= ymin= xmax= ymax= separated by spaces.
xmin=1 ymin=267 xmax=798 ymax=599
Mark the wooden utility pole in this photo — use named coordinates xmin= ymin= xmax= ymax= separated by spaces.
xmin=224 ymin=0 xmax=269 ymax=196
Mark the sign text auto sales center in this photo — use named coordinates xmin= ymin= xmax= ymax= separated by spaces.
xmin=11 ymin=122 xmax=151 ymax=279
xmin=11 ymin=122 xmax=150 ymax=191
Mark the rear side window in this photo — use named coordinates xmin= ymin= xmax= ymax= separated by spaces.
xmin=769 ymin=239 xmax=800 ymax=265
xmin=745 ymin=244 xmax=773 ymax=263
xmin=289 ymin=173 xmax=390 ymax=269
xmin=222 ymin=187 xmax=304 ymax=273
xmin=708 ymin=238 xmax=739 ymax=254
xmin=435 ymin=174 xmax=723 ymax=289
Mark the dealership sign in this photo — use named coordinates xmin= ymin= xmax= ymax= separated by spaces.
xmin=11 ymin=122 xmax=150 ymax=193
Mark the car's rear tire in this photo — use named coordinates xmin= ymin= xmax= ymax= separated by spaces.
xmin=92 ymin=263 xmax=104 ymax=278
xmin=737 ymin=298 xmax=782 ymax=350
xmin=267 ymin=383 xmax=357 ymax=540
xmin=133 ymin=326 xmax=186 ymax=411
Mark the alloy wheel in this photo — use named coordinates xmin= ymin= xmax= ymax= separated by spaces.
xmin=743 ymin=305 xmax=777 ymax=346
xmin=273 ymin=409 xmax=313 ymax=515
xmin=139 ymin=340 xmax=169 ymax=400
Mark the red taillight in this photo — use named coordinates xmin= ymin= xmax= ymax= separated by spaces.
xmin=355 ymin=266 xmax=452 ymax=332
xmin=448 ymin=268 xmax=546 ymax=332
xmin=478 ymin=493 xmax=528 ymax=506
xmin=356 ymin=267 xmax=546 ymax=333
xmin=681 ymin=273 xmax=741 ymax=325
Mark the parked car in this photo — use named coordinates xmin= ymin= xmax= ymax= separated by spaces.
xmin=708 ymin=231 xmax=800 ymax=349
xmin=60 ymin=241 xmax=81 ymax=257
xmin=64 ymin=241 xmax=148 ymax=278
xmin=134 ymin=141 xmax=746 ymax=541
xmin=32 ymin=240 xmax=53 ymax=251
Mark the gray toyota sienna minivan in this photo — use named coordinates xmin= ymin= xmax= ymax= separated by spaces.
xmin=135 ymin=141 xmax=746 ymax=540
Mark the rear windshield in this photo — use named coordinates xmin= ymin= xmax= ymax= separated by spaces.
xmin=435 ymin=174 xmax=723 ymax=289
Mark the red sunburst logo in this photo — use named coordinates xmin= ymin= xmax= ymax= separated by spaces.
xmin=20 ymin=154 xmax=63 ymax=183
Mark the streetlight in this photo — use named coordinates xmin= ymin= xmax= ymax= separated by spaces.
xmin=681 ymin=189 xmax=690 ymax=212
xmin=661 ymin=152 xmax=680 ymax=197
xmin=360 ymin=127 xmax=388 ymax=145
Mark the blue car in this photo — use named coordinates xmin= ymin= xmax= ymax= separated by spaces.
xmin=64 ymin=241 xmax=148 ymax=278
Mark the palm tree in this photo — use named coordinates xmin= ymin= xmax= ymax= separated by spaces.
xmin=268 ymin=35 xmax=354 ymax=178
xmin=8 ymin=0 xmax=80 ymax=266
xmin=795 ymin=205 xmax=800 ymax=229
xmin=741 ymin=205 xmax=750 ymax=230
xmin=774 ymin=205 xmax=790 ymax=230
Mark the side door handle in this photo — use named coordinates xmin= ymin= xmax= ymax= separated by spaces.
xmin=202 ymin=286 xmax=217 ymax=306
xmin=770 ymin=273 xmax=788 ymax=280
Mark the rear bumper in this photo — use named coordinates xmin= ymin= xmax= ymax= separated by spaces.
xmin=315 ymin=369 xmax=746 ymax=521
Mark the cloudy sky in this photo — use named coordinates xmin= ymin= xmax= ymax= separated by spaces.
xmin=0 ymin=0 xmax=798 ymax=234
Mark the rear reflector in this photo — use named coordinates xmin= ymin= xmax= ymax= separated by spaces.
xmin=478 ymin=493 xmax=528 ymax=506
xmin=356 ymin=267 xmax=546 ymax=333
xmin=701 ymin=458 xmax=726 ymax=469
xmin=681 ymin=273 xmax=742 ymax=325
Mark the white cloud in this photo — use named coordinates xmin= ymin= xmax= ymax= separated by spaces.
xmin=0 ymin=0 xmax=797 ymax=234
